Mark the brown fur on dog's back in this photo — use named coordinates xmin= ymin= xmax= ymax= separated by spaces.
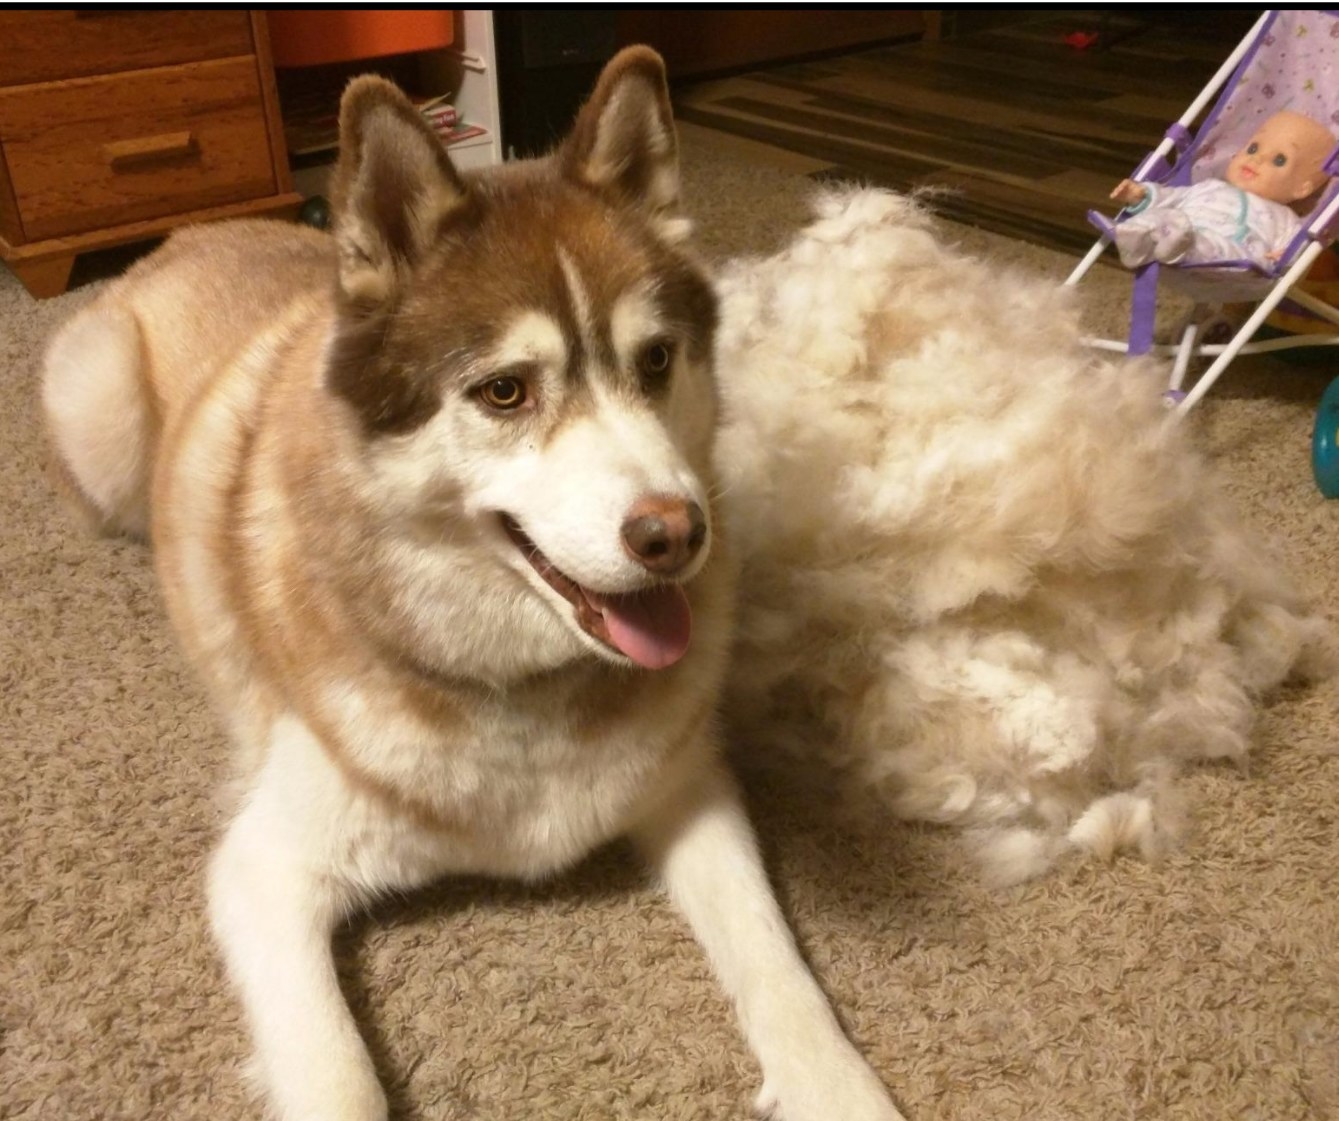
xmin=41 ymin=221 xmax=335 ymax=541
xmin=111 ymin=220 xmax=335 ymax=424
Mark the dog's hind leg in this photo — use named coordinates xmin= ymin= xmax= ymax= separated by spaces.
xmin=41 ymin=301 xmax=156 ymax=538
xmin=632 ymin=756 xmax=907 ymax=1121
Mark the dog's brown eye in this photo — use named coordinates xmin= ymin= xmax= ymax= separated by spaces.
xmin=479 ymin=377 xmax=527 ymax=411
xmin=639 ymin=340 xmax=675 ymax=388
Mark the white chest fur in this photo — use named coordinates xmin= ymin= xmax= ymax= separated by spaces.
xmin=253 ymin=684 xmax=704 ymax=893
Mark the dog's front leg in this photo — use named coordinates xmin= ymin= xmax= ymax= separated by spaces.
xmin=208 ymin=779 xmax=387 ymax=1121
xmin=631 ymin=757 xmax=907 ymax=1121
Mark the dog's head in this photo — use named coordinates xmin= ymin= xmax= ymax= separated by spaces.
xmin=323 ymin=48 xmax=720 ymax=677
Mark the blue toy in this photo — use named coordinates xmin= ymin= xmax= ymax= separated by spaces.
xmin=1313 ymin=375 xmax=1339 ymax=498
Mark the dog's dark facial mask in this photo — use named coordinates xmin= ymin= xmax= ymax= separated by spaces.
xmin=323 ymin=48 xmax=702 ymax=440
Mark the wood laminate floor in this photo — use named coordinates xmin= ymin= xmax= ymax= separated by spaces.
xmin=674 ymin=10 xmax=1261 ymax=256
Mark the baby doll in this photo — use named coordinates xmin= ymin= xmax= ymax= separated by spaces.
xmin=1106 ymin=110 xmax=1335 ymax=270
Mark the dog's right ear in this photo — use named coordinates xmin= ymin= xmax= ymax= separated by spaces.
xmin=330 ymin=76 xmax=468 ymax=306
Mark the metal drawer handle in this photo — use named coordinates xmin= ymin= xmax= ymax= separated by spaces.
xmin=103 ymin=131 xmax=199 ymax=168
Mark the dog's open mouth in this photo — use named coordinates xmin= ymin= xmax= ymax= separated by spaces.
xmin=501 ymin=515 xmax=692 ymax=670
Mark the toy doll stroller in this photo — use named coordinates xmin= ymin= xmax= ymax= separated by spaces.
xmin=1064 ymin=9 xmax=1339 ymax=493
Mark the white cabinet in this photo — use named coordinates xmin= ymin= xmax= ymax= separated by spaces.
xmin=431 ymin=9 xmax=503 ymax=172
xmin=289 ymin=9 xmax=502 ymax=199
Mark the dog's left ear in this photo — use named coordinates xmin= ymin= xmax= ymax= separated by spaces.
xmin=560 ymin=46 xmax=686 ymax=239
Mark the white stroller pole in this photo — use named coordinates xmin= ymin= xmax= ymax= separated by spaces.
xmin=1064 ymin=9 xmax=1272 ymax=290
xmin=1174 ymin=174 xmax=1339 ymax=413
xmin=1071 ymin=6 xmax=1339 ymax=435
xmin=1169 ymin=319 xmax=1201 ymax=393
xmin=1131 ymin=10 xmax=1270 ymax=182
xmin=1174 ymin=238 xmax=1331 ymax=414
xmin=1064 ymin=237 xmax=1110 ymax=287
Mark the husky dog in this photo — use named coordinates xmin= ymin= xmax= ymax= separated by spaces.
xmin=41 ymin=49 xmax=904 ymax=1121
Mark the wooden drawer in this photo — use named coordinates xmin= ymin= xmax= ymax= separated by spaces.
xmin=0 ymin=58 xmax=278 ymax=242
xmin=0 ymin=10 xmax=253 ymax=88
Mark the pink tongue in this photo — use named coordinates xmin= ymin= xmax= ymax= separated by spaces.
xmin=587 ymin=584 xmax=693 ymax=669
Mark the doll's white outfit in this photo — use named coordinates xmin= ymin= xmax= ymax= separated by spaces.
xmin=1113 ymin=179 xmax=1302 ymax=269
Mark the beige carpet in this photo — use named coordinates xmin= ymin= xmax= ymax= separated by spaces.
xmin=3 ymin=122 xmax=1338 ymax=1121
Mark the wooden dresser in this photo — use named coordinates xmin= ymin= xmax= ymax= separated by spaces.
xmin=0 ymin=10 xmax=302 ymax=298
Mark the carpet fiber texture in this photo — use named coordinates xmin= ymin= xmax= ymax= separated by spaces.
xmin=3 ymin=123 xmax=1338 ymax=1121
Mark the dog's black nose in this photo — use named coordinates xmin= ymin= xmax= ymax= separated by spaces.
xmin=621 ymin=497 xmax=707 ymax=575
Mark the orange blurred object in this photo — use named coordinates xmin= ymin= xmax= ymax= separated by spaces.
xmin=267 ymin=10 xmax=455 ymax=68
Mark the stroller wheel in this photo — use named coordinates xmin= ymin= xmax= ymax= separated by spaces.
xmin=1313 ymin=376 xmax=1339 ymax=498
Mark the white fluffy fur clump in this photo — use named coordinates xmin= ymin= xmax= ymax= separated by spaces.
xmin=717 ymin=188 xmax=1333 ymax=884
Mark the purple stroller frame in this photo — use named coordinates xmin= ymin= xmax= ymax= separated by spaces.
xmin=1066 ymin=10 xmax=1339 ymax=415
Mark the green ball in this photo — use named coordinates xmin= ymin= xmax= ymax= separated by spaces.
xmin=299 ymin=196 xmax=331 ymax=230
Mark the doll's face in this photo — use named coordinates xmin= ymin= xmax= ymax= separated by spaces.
xmin=1226 ymin=111 xmax=1334 ymax=204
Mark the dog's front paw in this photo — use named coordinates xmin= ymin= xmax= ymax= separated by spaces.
xmin=243 ymin=1039 xmax=388 ymax=1121
xmin=271 ymin=1081 xmax=388 ymax=1121
xmin=754 ymin=1082 xmax=781 ymax=1119
xmin=752 ymin=1065 xmax=907 ymax=1121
